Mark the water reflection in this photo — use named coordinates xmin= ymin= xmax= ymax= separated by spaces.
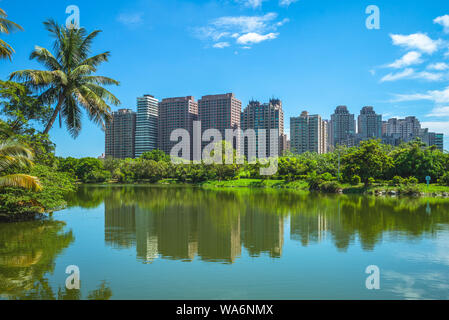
xmin=0 ymin=220 xmax=113 ymax=300
xmin=71 ymin=186 xmax=449 ymax=264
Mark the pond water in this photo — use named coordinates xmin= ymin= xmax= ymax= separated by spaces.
xmin=1 ymin=185 xmax=449 ymax=300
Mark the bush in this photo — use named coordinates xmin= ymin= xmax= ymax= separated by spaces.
xmin=83 ymin=170 xmax=111 ymax=183
xmin=350 ymin=175 xmax=361 ymax=186
xmin=406 ymin=176 xmax=419 ymax=185
xmin=318 ymin=181 xmax=342 ymax=193
xmin=0 ymin=164 xmax=75 ymax=220
xmin=392 ymin=176 xmax=404 ymax=186
xmin=438 ymin=172 xmax=449 ymax=186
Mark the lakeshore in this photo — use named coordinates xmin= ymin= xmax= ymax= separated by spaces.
xmin=86 ymin=178 xmax=449 ymax=197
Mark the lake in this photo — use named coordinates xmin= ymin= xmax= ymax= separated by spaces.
xmin=1 ymin=185 xmax=449 ymax=300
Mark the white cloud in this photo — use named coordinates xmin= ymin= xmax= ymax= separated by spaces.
xmin=237 ymin=0 xmax=266 ymax=9
xmin=212 ymin=13 xmax=279 ymax=33
xmin=434 ymin=15 xmax=449 ymax=33
xmin=388 ymin=51 xmax=423 ymax=68
xmin=279 ymin=0 xmax=299 ymax=7
xmin=381 ymin=68 xmax=414 ymax=82
xmin=390 ymin=33 xmax=441 ymax=54
xmin=428 ymin=62 xmax=449 ymax=70
xmin=213 ymin=42 xmax=230 ymax=49
xmin=237 ymin=32 xmax=278 ymax=44
xmin=421 ymin=121 xmax=449 ymax=135
xmin=117 ymin=13 xmax=144 ymax=26
xmin=392 ymin=86 xmax=449 ymax=103
xmin=414 ymin=71 xmax=444 ymax=81
xmin=381 ymin=68 xmax=443 ymax=82
xmin=426 ymin=106 xmax=449 ymax=117
xmin=195 ymin=13 xmax=287 ymax=48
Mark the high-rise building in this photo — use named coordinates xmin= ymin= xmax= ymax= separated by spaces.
xmin=198 ymin=93 xmax=242 ymax=153
xmin=105 ymin=109 xmax=136 ymax=159
xmin=420 ymin=130 xmax=444 ymax=151
xmin=158 ymin=96 xmax=198 ymax=158
xmin=241 ymin=99 xmax=285 ymax=159
xmin=384 ymin=116 xmax=421 ymax=141
xmin=290 ymin=111 xmax=327 ymax=154
xmin=329 ymin=106 xmax=356 ymax=147
xmin=135 ymin=95 xmax=159 ymax=158
xmin=358 ymin=106 xmax=382 ymax=140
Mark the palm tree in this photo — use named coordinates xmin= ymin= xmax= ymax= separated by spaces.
xmin=10 ymin=19 xmax=120 ymax=138
xmin=0 ymin=8 xmax=23 ymax=60
xmin=0 ymin=135 xmax=42 ymax=191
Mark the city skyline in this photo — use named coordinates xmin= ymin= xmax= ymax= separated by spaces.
xmin=1 ymin=0 xmax=449 ymax=157
xmin=106 ymin=92 xmax=444 ymax=159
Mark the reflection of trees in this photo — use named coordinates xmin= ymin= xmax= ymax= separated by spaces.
xmin=0 ymin=220 xmax=113 ymax=300
xmin=0 ymin=220 xmax=74 ymax=299
xmin=81 ymin=186 xmax=449 ymax=259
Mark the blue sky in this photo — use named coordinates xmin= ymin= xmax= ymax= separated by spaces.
xmin=1 ymin=0 xmax=449 ymax=157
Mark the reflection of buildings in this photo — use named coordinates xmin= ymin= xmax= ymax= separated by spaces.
xmin=104 ymin=202 xmax=136 ymax=249
xmin=241 ymin=210 xmax=284 ymax=258
xmin=290 ymin=213 xmax=328 ymax=246
xmin=197 ymin=212 xmax=241 ymax=264
xmin=103 ymin=199 xmax=286 ymax=263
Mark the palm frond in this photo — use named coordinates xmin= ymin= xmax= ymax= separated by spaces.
xmin=80 ymin=52 xmax=110 ymax=68
xmin=0 ymin=174 xmax=42 ymax=191
xmin=61 ymin=94 xmax=82 ymax=138
xmin=9 ymin=70 xmax=68 ymax=87
xmin=30 ymin=46 xmax=62 ymax=71
xmin=0 ymin=38 xmax=14 ymax=60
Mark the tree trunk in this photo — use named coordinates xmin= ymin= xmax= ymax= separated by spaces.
xmin=43 ymin=97 xmax=64 ymax=135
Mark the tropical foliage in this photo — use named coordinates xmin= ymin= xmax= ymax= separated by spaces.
xmin=9 ymin=19 xmax=120 ymax=137
xmin=56 ymin=140 xmax=449 ymax=194
xmin=0 ymin=8 xmax=23 ymax=60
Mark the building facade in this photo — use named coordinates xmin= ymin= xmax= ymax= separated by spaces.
xmin=135 ymin=95 xmax=159 ymax=158
xmin=158 ymin=96 xmax=198 ymax=158
xmin=105 ymin=109 xmax=136 ymax=159
xmin=329 ymin=106 xmax=356 ymax=148
xmin=198 ymin=93 xmax=242 ymax=154
xmin=384 ymin=116 xmax=421 ymax=141
xmin=358 ymin=106 xmax=382 ymax=140
xmin=241 ymin=99 xmax=285 ymax=159
xmin=290 ymin=111 xmax=327 ymax=154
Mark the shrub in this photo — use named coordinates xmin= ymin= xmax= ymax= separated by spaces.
xmin=318 ymin=181 xmax=342 ymax=193
xmin=350 ymin=175 xmax=361 ymax=186
xmin=392 ymin=176 xmax=404 ymax=186
xmin=438 ymin=172 xmax=449 ymax=186
xmin=405 ymin=176 xmax=418 ymax=185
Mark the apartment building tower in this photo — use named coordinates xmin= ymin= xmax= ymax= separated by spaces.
xmin=105 ymin=109 xmax=136 ymax=159
xmin=241 ymin=99 xmax=285 ymax=159
xmin=358 ymin=106 xmax=382 ymax=140
xmin=329 ymin=106 xmax=356 ymax=147
xmin=158 ymin=96 xmax=199 ymax=158
xmin=198 ymin=93 xmax=242 ymax=153
xmin=290 ymin=111 xmax=328 ymax=154
xmin=135 ymin=95 xmax=159 ymax=158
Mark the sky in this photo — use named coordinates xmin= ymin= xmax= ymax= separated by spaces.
xmin=1 ymin=0 xmax=449 ymax=157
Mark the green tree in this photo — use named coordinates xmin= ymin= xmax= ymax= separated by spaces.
xmin=140 ymin=149 xmax=170 ymax=162
xmin=341 ymin=139 xmax=393 ymax=185
xmin=0 ymin=8 xmax=23 ymax=60
xmin=389 ymin=139 xmax=446 ymax=182
xmin=10 ymin=19 xmax=120 ymax=137
xmin=0 ymin=80 xmax=53 ymax=134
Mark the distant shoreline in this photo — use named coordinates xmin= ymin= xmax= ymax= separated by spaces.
xmin=81 ymin=179 xmax=449 ymax=198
